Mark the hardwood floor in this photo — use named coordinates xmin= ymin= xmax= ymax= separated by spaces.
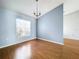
xmin=0 ymin=39 xmax=63 ymax=59
xmin=62 ymin=38 xmax=79 ymax=59
xmin=0 ymin=38 xmax=79 ymax=59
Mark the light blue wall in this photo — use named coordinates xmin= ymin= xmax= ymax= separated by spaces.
xmin=0 ymin=9 xmax=16 ymax=47
xmin=38 ymin=4 xmax=63 ymax=44
xmin=0 ymin=4 xmax=63 ymax=48
xmin=0 ymin=8 xmax=36 ymax=48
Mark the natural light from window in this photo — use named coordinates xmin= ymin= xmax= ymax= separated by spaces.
xmin=16 ymin=18 xmax=31 ymax=38
xmin=14 ymin=45 xmax=31 ymax=59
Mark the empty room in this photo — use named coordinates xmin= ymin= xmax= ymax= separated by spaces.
xmin=0 ymin=0 xmax=79 ymax=59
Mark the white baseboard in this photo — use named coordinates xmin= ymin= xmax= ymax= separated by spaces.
xmin=0 ymin=37 xmax=64 ymax=49
xmin=64 ymin=35 xmax=79 ymax=40
xmin=38 ymin=38 xmax=64 ymax=45
xmin=0 ymin=37 xmax=36 ymax=49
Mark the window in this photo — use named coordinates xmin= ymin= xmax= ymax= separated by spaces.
xmin=16 ymin=18 xmax=31 ymax=38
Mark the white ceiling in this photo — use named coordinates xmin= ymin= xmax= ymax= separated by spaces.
xmin=64 ymin=0 xmax=79 ymax=15
xmin=0 ymin=0 xmax=63 ymax=17
xmin=1 ymin=0 xmax=79 ymax=17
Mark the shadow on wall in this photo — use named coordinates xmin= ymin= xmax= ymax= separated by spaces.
xmin=37 ymin=4 xmax=63 ymax=44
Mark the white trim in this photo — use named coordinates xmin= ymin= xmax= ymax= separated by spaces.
xmin=38 ymin=38 xmax=64 ymax=45
xmin=0 ymin=37 xmax=64 ymax=49
xmin=64 ymin=35 xmax=79 ymax=40
xmin=0 ymin=37 xmax=36 ymax=49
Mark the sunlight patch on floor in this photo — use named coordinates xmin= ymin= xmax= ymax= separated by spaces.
xmin=14 ymin=45 xmax=31 ymax=59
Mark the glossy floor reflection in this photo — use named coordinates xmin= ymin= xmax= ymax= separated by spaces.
xmin=14 ymin=45 xmax=31 ymax=59
xmin=0 ymin=39 xmax=63 ymax=59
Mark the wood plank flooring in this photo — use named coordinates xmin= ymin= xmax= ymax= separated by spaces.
xmin=0 ymin=39 xmax=63 ymax=59
xmin=62 ymin=38 xmax=79 ymax=59
xmin=0 ymin=38 xmax=79 ymax=59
